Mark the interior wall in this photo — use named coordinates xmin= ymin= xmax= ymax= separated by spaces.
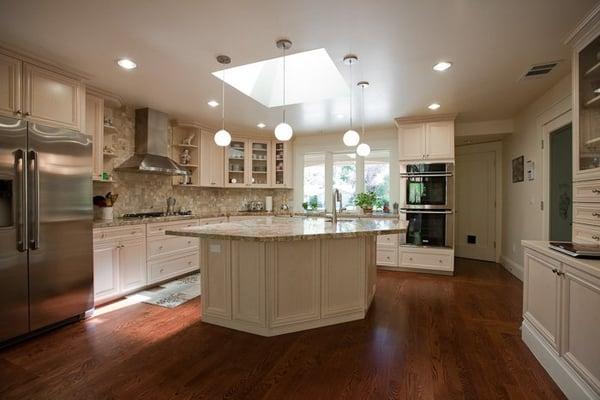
xmin=501 ymin=74 xmax=571 ymax=280
xmin=292 ymin=129 xmax=398 ymax=211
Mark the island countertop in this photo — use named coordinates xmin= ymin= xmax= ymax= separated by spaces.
xmin=166 ymin=216 xmax=408 ymax=242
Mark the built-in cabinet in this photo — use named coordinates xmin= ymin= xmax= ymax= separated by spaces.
xmin=272 ymin=140 xmax=293 ymax=188
xmin=523 ymin=242 xmax=600 ymax=398
xmin=0 ymin=50 xmax=85 ymax=131
xmin=396 ymin=116 xmax=455 ymax=161
xmin=199 ymin=130 xmax=224 ymax=187
xmin=225 ymin=138 xmax=272 ymax=187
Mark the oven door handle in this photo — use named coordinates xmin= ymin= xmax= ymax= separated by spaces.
xmin=400 ymin=209 xmax=453 ymax=214
xmin=400 ymin=172 xmax=453 ymax=178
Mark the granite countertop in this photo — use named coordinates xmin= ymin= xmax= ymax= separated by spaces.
xmin=93 ymin=211 xmax=399 ymax=229
xmin=165 ymin=216 xmax=408 ymax=242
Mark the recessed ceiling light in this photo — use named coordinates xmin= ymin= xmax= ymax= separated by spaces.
xmin=116 ymin=58 xmax=137 ymax=70
xmin=428 ymin=103 xmax=441 ymax=110
xmin=257 ymin=123 xmax=266 ymax=128
xmin=207 ymin=100 xmax=219 ymax=107
xmin=433 ymin=61 xmax=452 ymax=72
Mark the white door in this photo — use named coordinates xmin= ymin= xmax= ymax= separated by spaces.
xmin=119 ymin=238 xmax=147 ymax=292
xmin=455 ymin=149 xmax=496 ymax=261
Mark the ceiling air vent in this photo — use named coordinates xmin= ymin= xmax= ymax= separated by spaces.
xmin=520 ymin=61 xmax=561 ymax=80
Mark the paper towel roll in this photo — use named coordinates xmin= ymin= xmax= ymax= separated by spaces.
xmin=265 ymin=196 xmax=273 ymax=212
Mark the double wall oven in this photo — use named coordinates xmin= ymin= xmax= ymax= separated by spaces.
xmin=400 ymin=163 xmax=454 ymax=248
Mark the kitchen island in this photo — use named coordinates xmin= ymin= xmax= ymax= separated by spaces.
xmin=167 ymin=216 xmax=407 ymax=336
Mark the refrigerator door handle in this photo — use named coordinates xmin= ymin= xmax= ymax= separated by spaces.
xmin=14 ymin=149 xmax=28 ymax=252
xmin=29 ymin=150 xmax=40 ymax=250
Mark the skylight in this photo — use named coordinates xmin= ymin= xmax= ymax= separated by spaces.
xmin=212 ymin=48 xmax=348 ymax=108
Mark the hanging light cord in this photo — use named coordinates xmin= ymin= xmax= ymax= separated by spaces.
xmin=349 ymin=60 xmax=353 ymax=129
xmin=221 ymin=71 xmax=225 ymax=130
xmin=361 ymin=84 xmax=365 ymax=137
xmin=282 ymin=45 xmax=286 ymax=123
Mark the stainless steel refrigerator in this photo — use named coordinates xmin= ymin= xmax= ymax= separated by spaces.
xmin=0 ymin=115 xmax=93 ymax=343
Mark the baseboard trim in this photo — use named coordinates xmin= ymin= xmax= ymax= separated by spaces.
xmin=522 ymin=320 xmax=598 ymax=400
xmin=501 ymin=255 xmax=523 ymax=281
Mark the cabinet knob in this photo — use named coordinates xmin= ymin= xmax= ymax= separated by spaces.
xmin=158 ymin=246 xmax=163 ymax=250
xmin=23 ymin=112 xmax=30 ymax=117
xmin=188 ymin=261 xmax=192 ymax=266
xmin=409 ymin=257 xmax=413 ymax=261
xmin=160 ymin=268 xmax=164 ymax=273
xmin=593 ymin=189 xmax=600 ymax=194
xmin=593 ymin=235 xmax=600 ymax=241
xmin=438 ymin=259 xmax=443 ymax=263
xmin=593 ymin=212 xmax=600 ymax=217
xmin=13 ymin=110 xmax=22 ymax=116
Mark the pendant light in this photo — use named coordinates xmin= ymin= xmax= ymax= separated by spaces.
xmin=214 ymin=55 xmax=232 ymax=147
xmin=356 ymin=81 xmax=371 ymax=157
xmin=342 ymin=55 xmax=360 ymax=147
xmin=274 ymin=39 xmax=293 ymax=141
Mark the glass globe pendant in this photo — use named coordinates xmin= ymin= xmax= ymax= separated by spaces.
xmin=356 ymin=142 xmax=371 ymax=157
xmin=214 ymin=55 xmax=231 ymax=147
xmin=274 ymin=39 xmax=293 ymax=141
xmin=343 ymin=130 xmax=360 ymax=146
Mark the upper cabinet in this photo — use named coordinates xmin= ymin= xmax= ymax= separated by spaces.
xmin=199 ymin=129 xmax=224 ymax=187
xmin=0 ymin=53 xmax=21 ymax=118
xmin=86 ymin=94 xmax=104 ymax=180
xmin=225 ymin=138 xmax=272 ymax=187
xmin=0 ymin=50 xmax=85 ymax=131
xmin=396 ymin=115 xmax=455 ymax=161
xmin=568 ymin=8 xmax=600 ymax=181
xmin=272 ymin=140 xmax=293 ymax=188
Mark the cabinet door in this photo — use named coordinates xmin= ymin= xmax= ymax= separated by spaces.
xmin=93 ymin=242 xmax=119 ymax=303
xmin=22 ymin=63 xmax=84 ymax=131
xmin=86 ymin=94 xmax=104 ymax=180
xmin=119 ymin=238 xmax=147 ymax=292
xmin=0 ymin=53 xmax=21 ymax=118
xmin=523 ymin=250 xmax=561 ymax=350
xmin=272 ymin=140 xmax=292 ymax=188
xmin=200 ymin=130 xmax=224 ymax=187
xmin=398 ymin=123 xmax=426 ymax=161
xmin=249 ymin=139 xmax=271 ymax=187
xmin=561 ymin=264 xmax=600 ymax=394
xmin=224 ymin=138 xmax=247 ymax=187
xmin=425 ymin=121 xmax=454 ymax=160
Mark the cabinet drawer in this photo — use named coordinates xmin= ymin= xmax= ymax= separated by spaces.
xmin=399 ymin=249 xmax=453 ymax=271
xmin=147 ymin=236 xmax=197 ymax=259
xmin=573 ymin=180 xmax=600 ymax=202
xmin=377 ymin=234 xmax=398 ymax=246
xmin=573 ymin=223 xmax=600 ymax=244
xmin=148 ymin=252 xmax=199 ymax=284
xmin=147 ymin=219 xmax=199 ymax=236
xmin=573 ymin=204 xmax=600 ymax=226
xmin=94 ymin=225 xmax=145 ymax=243
xmin=377 ymin=247 xmax=398 ymax=266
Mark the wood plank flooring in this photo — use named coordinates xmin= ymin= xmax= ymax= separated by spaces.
xmin=0 ymin=258 xmax=565 ymax=399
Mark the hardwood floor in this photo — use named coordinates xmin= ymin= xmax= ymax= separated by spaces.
xmin=0 ymin=258 xmax=565 ymax=400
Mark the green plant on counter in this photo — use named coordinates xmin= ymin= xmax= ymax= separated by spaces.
xmin=302 ymin=201 xmax=309 ymax=211
xmin=309 ymin=195 xmax=319 ymax=210
xmin=353 ymin=191 xmax=380 ymax=213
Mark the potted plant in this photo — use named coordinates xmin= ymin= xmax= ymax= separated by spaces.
xmin=309 ymin=195 xmax=319 ymax=212
xmin=354 ymin=191 xmax=379 ymax=214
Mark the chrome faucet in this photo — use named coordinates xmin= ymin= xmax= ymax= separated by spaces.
xmin=332 ymin=188 xmax=342 ymax=224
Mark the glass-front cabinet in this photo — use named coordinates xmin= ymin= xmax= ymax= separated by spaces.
xmin=224 ymin=138 xmax=271 ymax=187
xmin=573 ymin=24 xmax=600 ymax=180
xmin=271 ymin=140 xmax=292 ymax=188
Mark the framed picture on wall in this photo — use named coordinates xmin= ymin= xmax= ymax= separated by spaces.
xmin=512 ymin=156 xmax=524 ymax=183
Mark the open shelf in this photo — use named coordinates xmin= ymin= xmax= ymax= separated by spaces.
xmin=584 ymin=94 xmax=600 ymax=108
xmin=173 ymin=144 xmax=198 ymax=149
xmin=585 ymin=61 xmax=600 ymax=78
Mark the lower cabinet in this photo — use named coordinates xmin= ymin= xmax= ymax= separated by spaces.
xmin=93 ymin=242 xmax=119 ymax=301
xmin=397 ymin=246 xmax=454 ymax=273
xmin=522 ymin=243 xmax=600 ymax=398
xmin=118 ymin=238 xmax=147 ymax=292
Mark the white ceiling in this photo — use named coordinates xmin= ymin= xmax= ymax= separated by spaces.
xmin=0 ymin=0 xmax=596 ymax=136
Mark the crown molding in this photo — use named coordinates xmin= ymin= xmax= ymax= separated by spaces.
xmin=394 ymin=113 xmax=458 ymax=127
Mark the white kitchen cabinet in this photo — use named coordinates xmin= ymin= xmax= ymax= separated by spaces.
xmin=224 ymin=138 xmax=271 ymax=187
xmin=118 ymin=238 xmax=147 ymax=292
xmin=396 ymin=117 xmax=455 ymax=161
xmin=522 ymin=241 xmax=600 ymax=399
xmin=561 ymin=264 xmax=600 ymax=394
xmin=271 ymin=140 xmax=293 ymax=188
xmin=92 ymin=241 xmax=119 ymax=303
xmin=86 ymin=94 xmax=104 ymax=180
xmin=22 ymin=62 xmax=84 ymax=131
xmin=523 ymin=249 xmax=561 ymax=350
xmin=398 ymin=246 xmax=454 ymax=273
xmin=199 ymin=129 xmax=224 ymax=187
xmin=376 ymin=234 xmax=399 ymax=267
xmin=0 ymin=53 xmax=21 ymax=118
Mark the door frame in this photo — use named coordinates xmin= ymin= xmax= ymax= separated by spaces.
xmin=541 ymin=97 xmax=572 ymax=240
xmin=455 ymin=140 xmax=503 ymax=262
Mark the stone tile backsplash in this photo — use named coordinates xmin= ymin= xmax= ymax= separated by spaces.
xmin=93 ymin=106 xmax=292 ymax=216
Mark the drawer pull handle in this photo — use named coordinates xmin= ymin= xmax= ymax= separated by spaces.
xmin=187 ymin=241 xmax=192 ymax=244
xmin=131 ymin=231 xmax=137 ymax=234
xmin=158 ymin=246 xmax=163 ymax=250
xmin=593 ymin=189 xmax=600 ymax=194
xmin=160 ymin=268 xmax=164 ymax=273
xmin=188 ymin=261 xmax=192 ymax=266
xmin=552 ymin=268 xmax=558 ymax=274
xmin=593 ymin=212 xmax=600 ymax=217
xmin=593 ymin=235 xmax=600 ymax=241
xmin=438 ymin=259 xmax=443 ymax=263
xmin=101 ymin=233 xmax=105 ymax=238
xmin=408 ymin=257 xmax=413 ymax=261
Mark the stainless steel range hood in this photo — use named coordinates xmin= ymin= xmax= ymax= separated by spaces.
xmin=115 ymin=108 xmax=189 ymax=176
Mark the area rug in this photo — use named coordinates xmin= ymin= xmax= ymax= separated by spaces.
xmin=127 ymin=273 xmax=200 ymax=308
